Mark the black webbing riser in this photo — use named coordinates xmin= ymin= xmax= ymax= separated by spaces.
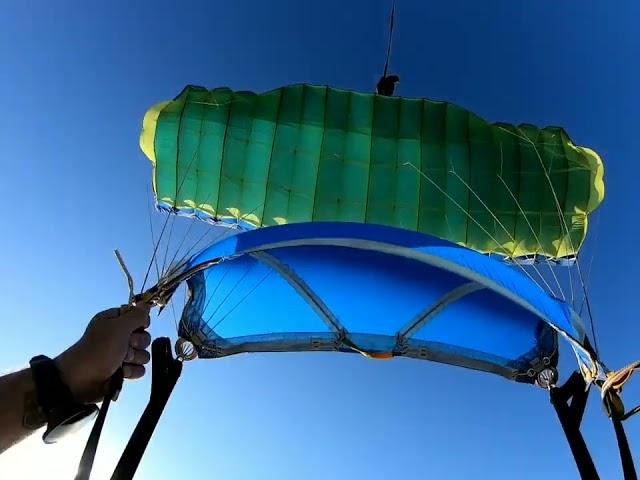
xmin=550 ymin=377 xmax=600 ymax=480
xmin=75 ymin=370 xmax=123 ymax=480
xmin=110 ymin=337 xmax=182 ymax=480
xmin=551 ymin=371 xmax=639 ymax=480
xmin=610 ymin=402 xmax=637 ymax=480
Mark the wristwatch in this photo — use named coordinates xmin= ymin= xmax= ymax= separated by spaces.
xmin=27 ymin=355 xmax=99 ymax=443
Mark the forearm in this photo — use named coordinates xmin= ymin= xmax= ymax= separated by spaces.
xmin=0 ymin=304 xmax=151 ymax=454
xmin=0 ymin=348 xmax=105 ymax=454
xmin=0 ymin=367 xmax=42 ymax=454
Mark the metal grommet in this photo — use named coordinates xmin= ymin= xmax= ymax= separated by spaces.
xmin=543 ymin=357 xmax=551 ymax=366
xmin=535 ymin=367 xmax=558 ymax=389
xmin=527 ymin=368 xmax=536 ymax=378
xmin=175 ymin=338 xmax=198 ymax=361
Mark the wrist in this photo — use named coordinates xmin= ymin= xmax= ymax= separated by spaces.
xmin=55 ymin=344 xmax=107 ymax=404
xmin=54 ymin=346 xmax=86 ymax=402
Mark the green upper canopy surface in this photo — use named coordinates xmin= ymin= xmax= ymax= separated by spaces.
xmin=141 ymin=84 xmax=604 ymax=260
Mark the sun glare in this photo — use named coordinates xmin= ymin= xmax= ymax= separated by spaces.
xmin=0 ymin=430 xmax=118 ymax=480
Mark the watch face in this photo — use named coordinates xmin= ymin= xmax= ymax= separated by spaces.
xmin=43 ymin=404 xmax=99 ymax=444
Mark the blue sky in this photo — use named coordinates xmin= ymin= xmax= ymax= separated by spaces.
xmin=0 ymin=1 xmax=639 ymax=478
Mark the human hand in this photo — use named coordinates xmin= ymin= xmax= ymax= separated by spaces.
xmin=55 ymin=304 xmax=152 ymax=403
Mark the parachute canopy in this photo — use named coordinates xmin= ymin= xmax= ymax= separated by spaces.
xmin=177 ymin=222 xmax=598 ymax=383
xmin=141 ymin=85 xmax=604 ymax=261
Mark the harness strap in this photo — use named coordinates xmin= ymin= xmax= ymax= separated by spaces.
xmin=549 ymin=372 xmax=600 ymax=480
xmin=110 ymin=338 xmax=182 ymax=480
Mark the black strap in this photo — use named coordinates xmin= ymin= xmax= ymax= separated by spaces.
xmin=604 ymin=391 xmax=638 ymax=480
xmin=551 ymin=372 xmax=639 ymax=480
xmin=376 ymin=0 xmax=400 ymax=96
xmin=110 ymin=337 xmax=182 ymax=480
xmin=549 ymin=372 xmax=600 ymax=480
xmin=29 ymin=355 xmax=75 ymax=414
xmin=75 ymin=369 xmax=123 ymax=480
xmin=382 ymin=0 xmax=396 ymax=79
xmin=612 ymin=415 xmax=637 ymax=480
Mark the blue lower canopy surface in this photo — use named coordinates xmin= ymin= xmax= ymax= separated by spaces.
xmin=178 ymin=222 xmax=589 ymax=384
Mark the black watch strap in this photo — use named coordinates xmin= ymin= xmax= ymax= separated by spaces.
xmin=29 ymin=355 xmax=75 ymax=414
xmin=28 ymin=355 xmax=99 ymax=444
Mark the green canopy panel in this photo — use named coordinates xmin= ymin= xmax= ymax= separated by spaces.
xmin=140 ymin=84 xmax=604 ymax=260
